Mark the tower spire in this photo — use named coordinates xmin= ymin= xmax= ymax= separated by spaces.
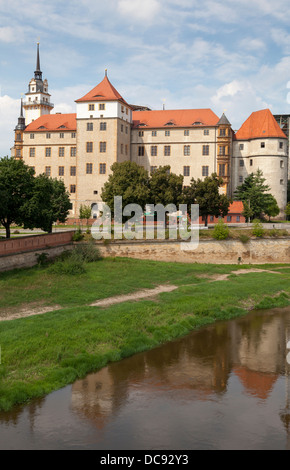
xmin=34 ymin=42 xmax=42 ymax=81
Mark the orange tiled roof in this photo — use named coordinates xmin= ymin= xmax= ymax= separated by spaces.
xmin=235 ymin=109 xmax=287 ymax=140
xmin=234 ymin=366 xmax=278 ymax=400
xmin=25 ymin=113 xmax=77 ymax=132
xmin=132 ymin=109 xmax=220 ymax=129
xmin=75 ymin=75 xmax=131 ymax=107
xmin=228 ymin=201 xmax=244 ymax=214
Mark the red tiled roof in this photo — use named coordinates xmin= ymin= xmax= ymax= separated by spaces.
xmin=25 ymin=113 xmax=76 ymax=132
xmin=234 ymin=366 xmax=278 ymax=400
xmin=75 ymin=75 xmax=131 ymax=107
xmin=132 ymin=109 xmax=220 ymax=129
xmin=228 ymin=201 xmax=244 ymax=214
xmin=235 ymin=109 xmax=287 ymax=140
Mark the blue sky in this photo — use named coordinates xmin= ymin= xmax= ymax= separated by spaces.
xmin=1 ymin=0 xmax=290 ymax=156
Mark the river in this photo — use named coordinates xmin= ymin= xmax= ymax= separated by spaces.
xmin=0 ymin=306 xmax=290 ymax=450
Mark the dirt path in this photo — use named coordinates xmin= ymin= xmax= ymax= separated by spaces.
xmin=90 ymin=285 xmax=178 ymax=307
xmin=0 ymin=268 xmax=284 ymax=321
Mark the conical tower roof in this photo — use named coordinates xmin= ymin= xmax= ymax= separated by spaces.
xmin=217 ymin=113 xmax=231 ymax=126
xmin=235 ymin=109 xmax=287 ymax=140
xmin=76 ymin=73 xmax=131 ymax=108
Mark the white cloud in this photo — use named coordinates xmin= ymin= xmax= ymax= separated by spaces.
xmin=118 ymin=0 xmax=161 ymax=23
xmin=0 ymin=95 xmax=19 ymax=156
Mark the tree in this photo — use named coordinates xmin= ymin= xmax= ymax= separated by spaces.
xmin=286 ymin=202 xmax=290 ymax=221
xmin=183 ymin=173 xmax=231 ymax=227
xmin=149 ymin=165 xmax=184 ymax=206
xmin=21 ymin=174 xmax=71 ymax=233
xmin=79 ymin=204 xmax=92 ymax=231
xmin=101 ymin=161 xmax=150 ymax=217
xmin=264 ymin=195 xmax=280 ymax=221
xmin=0 ymin=157 xmax=35 ymax=238
xmin=234 ymin=169 xmax=275 ymax=220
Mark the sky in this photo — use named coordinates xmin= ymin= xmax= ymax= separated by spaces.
xmin=1 ymin=0 xmax=290 ymax=156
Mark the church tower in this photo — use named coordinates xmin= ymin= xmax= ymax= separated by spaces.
xmin=23 ymin=43 xmax=54 ymax=125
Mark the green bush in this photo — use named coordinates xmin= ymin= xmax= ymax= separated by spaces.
xmin=212 ymin=219 xmax=230 ymax=240
xmin=252 ymin=219 xmax=265 ymax=238
xmin=72 ymin=229 xmax=84 ymax=241
xmin=48 ymin=252 xmax=86 ymax=275
xmin=74 ymin=242 xmax=102 ymax=263
xmin=239 ymin=233 xmax=250 ymax=244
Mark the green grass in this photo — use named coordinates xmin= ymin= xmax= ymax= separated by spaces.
xmin=0 ymin=257 xmax=290 ymax=411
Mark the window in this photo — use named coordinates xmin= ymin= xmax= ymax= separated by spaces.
xmin=87 ymin=122 xmax=93 ymax=131
xmin=164 ymin=145 xmax=171 ymax=156
xmin=261 ymin=142 xmax=265 ymax=148
xmin=204 ymin=129 xmax=209 ymax=136
xmin=45 ymin=147 xmax=51 ymax=157
xmin=99 ymin=163 xmax=106 ymax=174
xmin=139 ymin=131 xmax=144 ymax=137
xmin=70 ymin=184 xmax=76 ymax=193
xmin=202 ymin=145 xmax=209 ymax=156
xmin=70 ymin=147 xmax=76 ymax=157
xmin=219 ymin=146 xmax=226 ymax=156
xmin=239 ymin=176 xmax=244 ymax=183
xmin=126 ymin=127 xmax=128 ymax=134
xmin=59 ymin=133 xmax=64 ymax=138
xmin=183 ymin=166 xmax=190 ymax=177
xmin=165 ymin=130 xmax=170 ymax=136
xmin=184 ymin=145 xmax=190 ymax=156
xmin=29 ymin=147 xmax=35 ymax=157
xmin=239 ymin=144 xmax=244 ymax=150
xmin=138 ymin=146 xmax=145 ymax=156
xmin=88 ymin=104 xmax=95 ymax=111
xmin=184 ymin=130 xmax=189 ymax=136
xmin=59 ymin=147 xmax=65 ymax=157
xmin=121 ymin=105 xmax=124 ymax=113
xmin=100 ymin=122 xmax=107 ymax=131
xmin=219 ymin=164 xmax=226 ymax=176
xmin=125 ymin=145 xmax=128 ymax=155
xmin=280 ymin=142 xmax=284 ymax=149
xmin=58 ymin=166 xmax=64 ymax=176
xmin=86 ymin=163 xmax=93 ymax=174
xmin=71 ymin=132 xmax=76 ymax=138
xmin=239 ymin=160 xmax=244 ymax=167
xmin=86 ymin=142 xmax=93 ymax=153
xmin=280 ymin=160 xmax=284 ymax=168
xmin=121 ymin=144 xmax=123 ymax=154
xmin=150 ymin=166 xmax=157 ymax=174
xmin=30 ymin=134 xmax=34 ymax=139
xmin=152 ymin=131 xmax=157 ymax=137
xmin=227 ymin=216 xmax=232 ymax=222
xmin=220 ymin=128 xmax=226 ymax=136
xmin=45 ymin=166 xmax=51 ymax=176
xmin=202 ymin=166 xmax=209 ymax=177
xmin=151 ymin=145 xmax=158 ymax=156
xmin=280 ymin=179 xmax=284 ymax=185
xmin=70 ymin=166 xmax=76 ymax=176
xmin=46 ymin=133 xmax=51 ymax=139
xmin=250 ymin=159 xmax=253 ymax=166
xmin=100 ymin=142 xmax=107 ymax=153
xmin=99 ymin=103 xmax=105 ymax=110
xmin=121 ymin=124 xmax=124 ymax=132
xmin=236 ymin=216 xmax=240 ymax=222
xmin=16 ymin=149 xmax=21 ymax=157
xmin=210 ymin=216 xmax=214 ymax=222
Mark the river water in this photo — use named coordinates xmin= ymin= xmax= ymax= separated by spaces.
xmin=0 ymin=306 xmax=290 ymax=450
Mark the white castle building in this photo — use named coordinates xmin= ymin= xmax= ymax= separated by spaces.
xmin=12 ymin=45 xmax=289 ymax=218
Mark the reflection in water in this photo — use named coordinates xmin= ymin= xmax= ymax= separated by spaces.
xmin=0 ymin=306 xmax=290 ymax=450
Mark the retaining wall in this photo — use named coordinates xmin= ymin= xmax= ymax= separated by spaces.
xmin=96 ymin=238 xmax=290 ymax=265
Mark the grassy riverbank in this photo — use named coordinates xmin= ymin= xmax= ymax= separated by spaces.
xmin=0 ymin=257 xmax=290 ymax=411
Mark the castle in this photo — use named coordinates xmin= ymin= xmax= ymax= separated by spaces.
xmin=12 ymin=44 xmax=289 ymax=218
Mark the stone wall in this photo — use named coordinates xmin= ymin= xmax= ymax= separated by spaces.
xmin=0 ymin=244 xmax=74 ymax=272
xmin=0 ymin=231 xmax=75 ymax=256
xmin=96 ymin=238 xmax=290 ymax=265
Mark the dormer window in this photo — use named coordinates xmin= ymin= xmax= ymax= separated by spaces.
xmin=193 ymin=121 xmax=203 ymax=126
xmin=165 ymin=121 xmax=175 ymax=126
